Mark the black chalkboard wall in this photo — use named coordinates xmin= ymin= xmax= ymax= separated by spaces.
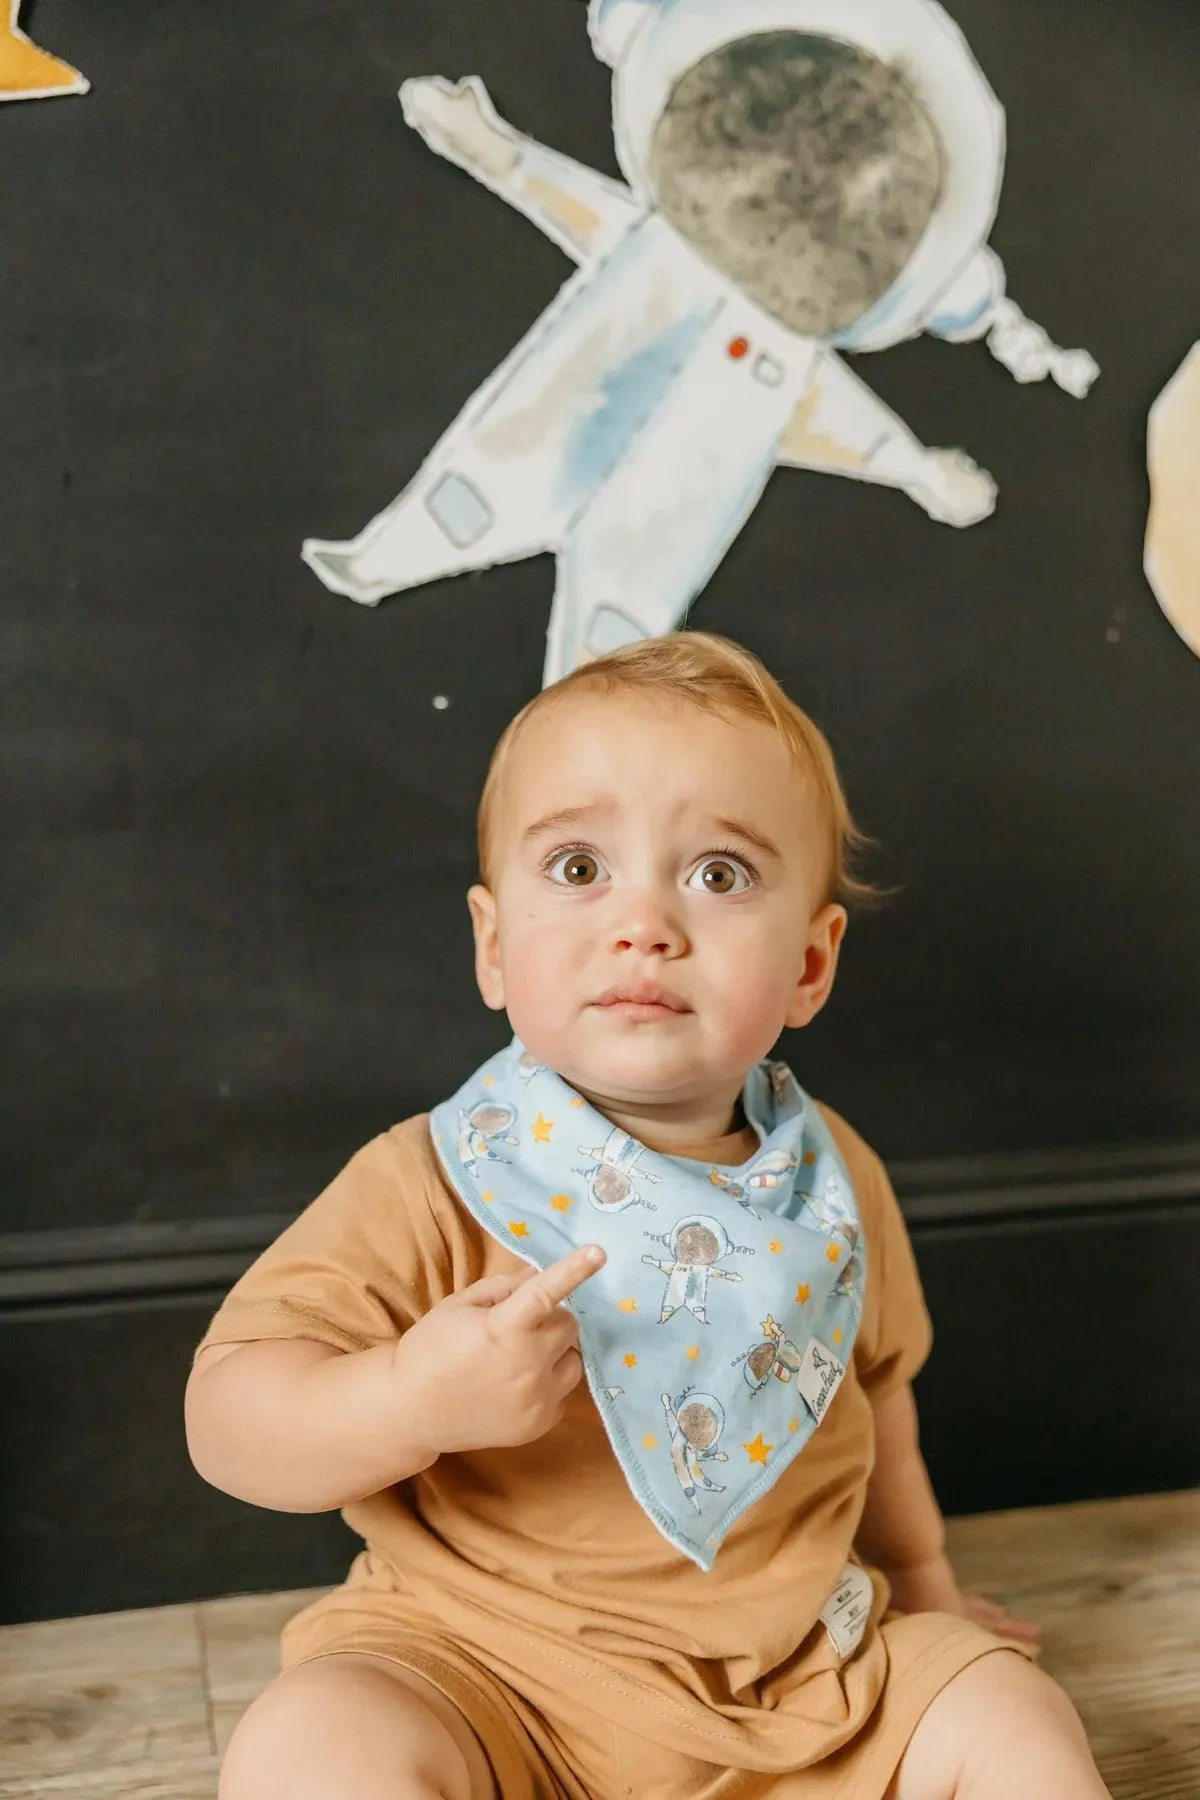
xmin=2 ymin=0 xmax=1198 ymax=1623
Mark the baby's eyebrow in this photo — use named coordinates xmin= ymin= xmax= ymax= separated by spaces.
xmin=706 ymin=816 xmax=783 ymax=863
xmin=519 ymin=804 xmax=606 ymax=844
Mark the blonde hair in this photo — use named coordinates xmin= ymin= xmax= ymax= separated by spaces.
xmin=477 ymin=632 xmax=875 ymax=905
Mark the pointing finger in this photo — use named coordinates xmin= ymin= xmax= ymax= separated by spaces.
xmin=497 ymin=1245 xmax=605 ymax=1330
xmin=459 ymin=1267 xmax=538 ymax=1308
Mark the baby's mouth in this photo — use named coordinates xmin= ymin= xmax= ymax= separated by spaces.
xmin=595 ymin=983 xmax=691 ymax=1015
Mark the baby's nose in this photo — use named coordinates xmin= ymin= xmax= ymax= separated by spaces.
xmin=610 ymin=889 xmax=686 ymax=955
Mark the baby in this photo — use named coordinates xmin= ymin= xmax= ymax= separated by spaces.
xmin=186 ymin=633 xmax=1111 ymax=1800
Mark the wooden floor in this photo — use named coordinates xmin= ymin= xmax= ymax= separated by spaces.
xmin=1 ymin=1491 xmax=1197 ymax=1798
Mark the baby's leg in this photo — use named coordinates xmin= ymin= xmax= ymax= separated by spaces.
xmin=887 ymin=1650 xmax=1111 ymax=1800
xmin=219 ymin=1653 xmax=495 ymax=1800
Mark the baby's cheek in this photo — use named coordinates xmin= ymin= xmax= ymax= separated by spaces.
xmin=709 ymin=952 xmax=796 ymax=1061
xmin=501 ymin=924 xmax=583 ymax=1034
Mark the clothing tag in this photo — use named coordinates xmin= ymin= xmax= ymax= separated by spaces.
xmin=819 ymin=1562 xmax=874 ymax=1660
xmin=795 ymin=1337 xmax=846 ymax=1422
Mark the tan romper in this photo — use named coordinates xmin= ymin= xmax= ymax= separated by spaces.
xmin=196 ymin=1104 xmax=1004 ymax=1799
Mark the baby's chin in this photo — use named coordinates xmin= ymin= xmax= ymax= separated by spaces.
xmin=518 ymin=1011 xmax=759 ymax=1106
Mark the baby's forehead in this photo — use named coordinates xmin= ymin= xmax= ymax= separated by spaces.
xmin=497 ymin=690 xmax=819 ymax=843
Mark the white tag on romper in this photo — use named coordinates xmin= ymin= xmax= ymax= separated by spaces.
xmin=819 ymin=1562 xmax=875 ymax=1660
xmin=795 ymin=1337 xmax=846 ymax=1422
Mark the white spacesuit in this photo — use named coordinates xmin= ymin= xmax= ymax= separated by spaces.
xmin=303 ymin=0 xmax=1098 ymax=686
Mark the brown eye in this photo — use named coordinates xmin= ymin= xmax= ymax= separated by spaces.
xmin=552 ymin=851 xmax=600 ymax=886
xmin=690 ymin=858 xmax=748 ymax=895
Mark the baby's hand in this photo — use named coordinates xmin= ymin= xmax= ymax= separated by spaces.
xmin=394 ymin=1245 xmax=605 ymax=1456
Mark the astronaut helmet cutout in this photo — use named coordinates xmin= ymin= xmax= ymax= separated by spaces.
xmin=302 ymin=0 xmax=1099 ymax=688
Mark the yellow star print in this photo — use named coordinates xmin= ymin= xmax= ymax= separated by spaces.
xmin=624 ymin=1353 xmax=638 ymax=1368
xmin=826 ymin=1243 xmax=841 ymax=1262
xmin=482 ymin=1075 xmax=495 ymax=1086
xmin=531 ymin=1113 xmax=554 ymax=1144
xmin=788 ymin=1419 xmax=800 ymax=1433
xmin=686 ymin=1346 xmax=701 ymax=1361
xmin=508 ymin=1221 xmax=530 ymax=1238
xmin=743 ymin=1433 xmax=773 ymax=1465
xmin=550 ymin=1194 xmax=573 ymax=1212
xmin=569 ymin=1097 xmax=585 ymax=1109
xmin=802 ymin=1151 xmax=816 ymax=1165
xmin=481 ymin=1190 xmax=495 ymax=1203
xmin=617 ymin=1298 xmax=638 ymax=1314
xmin=795 ymin=1283 xmax=811 ymax=1304
xmin=768 ymin=1239 xmax=783 ymax=1254
xmin=642 ymin=1433 xmax=657 ymax=1450
xmin=832 ymin=1328 xmax=844 ymax=1345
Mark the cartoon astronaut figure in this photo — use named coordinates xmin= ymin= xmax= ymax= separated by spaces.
xmin=800 ymin=1172 xmax=857 ymax=1240
xmin=661 ymin=1388 xmax=729 ymax=1510
xmin=302 ymin=0 xmax=1099 ymax=687
xmin=516 ymin=1050 xmax=547 ymax=1084
xmin=642 ymin=1214 xmax=748 ymax=1324
xmin=458 ymin=1100 xmax=520 ymax=1175
xmin=736 ymin=1313 xmax=806 ymax=1393
xmin=708 ymin=1146 xmax=801 ymax=1216
xmin=833 ymin=1249 xmax=863 ymax=1302
xmin=768 ymin=1062 xmax=795 ymax=1111
xmin=576 ymin=1128 xmax=662 ymax=1213
xmin=706 ymin=1166 xmax=760 ymax=1217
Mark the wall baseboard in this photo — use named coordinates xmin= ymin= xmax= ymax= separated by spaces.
xmin=3 ymin=1136 xmax=1198 ymax=1313
xmin=2 ymin=1138 xmax=1198 ymax=1624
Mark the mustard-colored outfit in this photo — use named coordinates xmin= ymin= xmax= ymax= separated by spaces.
xmin=197 ymin=1105 xmax=1003 ymax=1799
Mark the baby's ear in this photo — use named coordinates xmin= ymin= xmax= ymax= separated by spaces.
xmin=784 ymin=905 xmax=847 ymax=1030
xmin=467 ymin=885 xmax=506 ymax=1010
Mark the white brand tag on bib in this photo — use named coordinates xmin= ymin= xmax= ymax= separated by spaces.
xmin=796 ymin=1337 xmax=846 ymax=1422
xmin=819 ymin=1562 xmax=874 ymax=1660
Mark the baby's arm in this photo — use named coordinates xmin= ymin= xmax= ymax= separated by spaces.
xmin=400 ymin=76 xmax=641 ymax=266
xmin=185 ymin=1247 xmax=603 ymax=1514
xmin=185 ymin=1335 xmax=438 ymax=1513
xmin=856 ymin=1384 xmax=1040 ymax=1651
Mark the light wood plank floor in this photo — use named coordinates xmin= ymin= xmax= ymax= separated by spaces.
xmin=1 ymin=1492 xmax=1196 ymax=1798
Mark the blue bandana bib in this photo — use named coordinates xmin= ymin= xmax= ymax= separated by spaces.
xmin=430 ymin=1039 xmax=865 ymax=1570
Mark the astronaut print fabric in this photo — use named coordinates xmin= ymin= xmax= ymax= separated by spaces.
xmin=302 ymin=0 xmax=1097 ymax=688
xmin=429 ymin=1038 xmax=866 ymax=1570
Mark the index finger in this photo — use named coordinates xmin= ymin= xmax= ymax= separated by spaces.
xmin=498 ymin=1244 xmax=605 ymax=1329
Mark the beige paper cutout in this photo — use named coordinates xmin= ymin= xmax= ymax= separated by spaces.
xmin=1 ymin=1 xmax=89 ymax=102
xmin=1146 ymin=344 xmax=1200 ymax=659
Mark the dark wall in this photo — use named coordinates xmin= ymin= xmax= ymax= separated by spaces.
xmin=1 ymin=0 xmax=1198 ymax=1621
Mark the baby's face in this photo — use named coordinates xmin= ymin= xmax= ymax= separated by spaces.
xmin=469 ymin=694 xmax=844 ymax=1115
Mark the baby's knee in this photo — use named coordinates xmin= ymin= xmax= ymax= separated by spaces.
xmin=219 ymin=1655 xmax=481 ymax=1800
xmin=892 ymin=1650 xmax=1097 ymax=1798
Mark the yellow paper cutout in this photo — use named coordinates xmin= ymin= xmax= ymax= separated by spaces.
xmin=1146 ymin=343 xmax=1200 ymax=659
xmin=1 ymin=2 xmax=88 ymax=102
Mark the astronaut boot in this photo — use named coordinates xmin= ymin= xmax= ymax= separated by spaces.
xmin=303 ymin=467 xmax=503 ymax=606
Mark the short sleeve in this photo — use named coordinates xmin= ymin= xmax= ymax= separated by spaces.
xmin=817 ymin=1105 xmax=934 ymax=1405
xmin=853 ymin=1152 xmax=933 ymax=1403
xmin=193 ymin=1123 xmax=456 ymax=1362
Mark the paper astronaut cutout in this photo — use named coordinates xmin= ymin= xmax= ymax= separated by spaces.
xmin=1 ymin=1 xmax=88 ymax=102
xmin=1145 ymin=344 xmax=1200 ymax=659
xmin=303 ymin=0 xmax=1099 ymax=687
